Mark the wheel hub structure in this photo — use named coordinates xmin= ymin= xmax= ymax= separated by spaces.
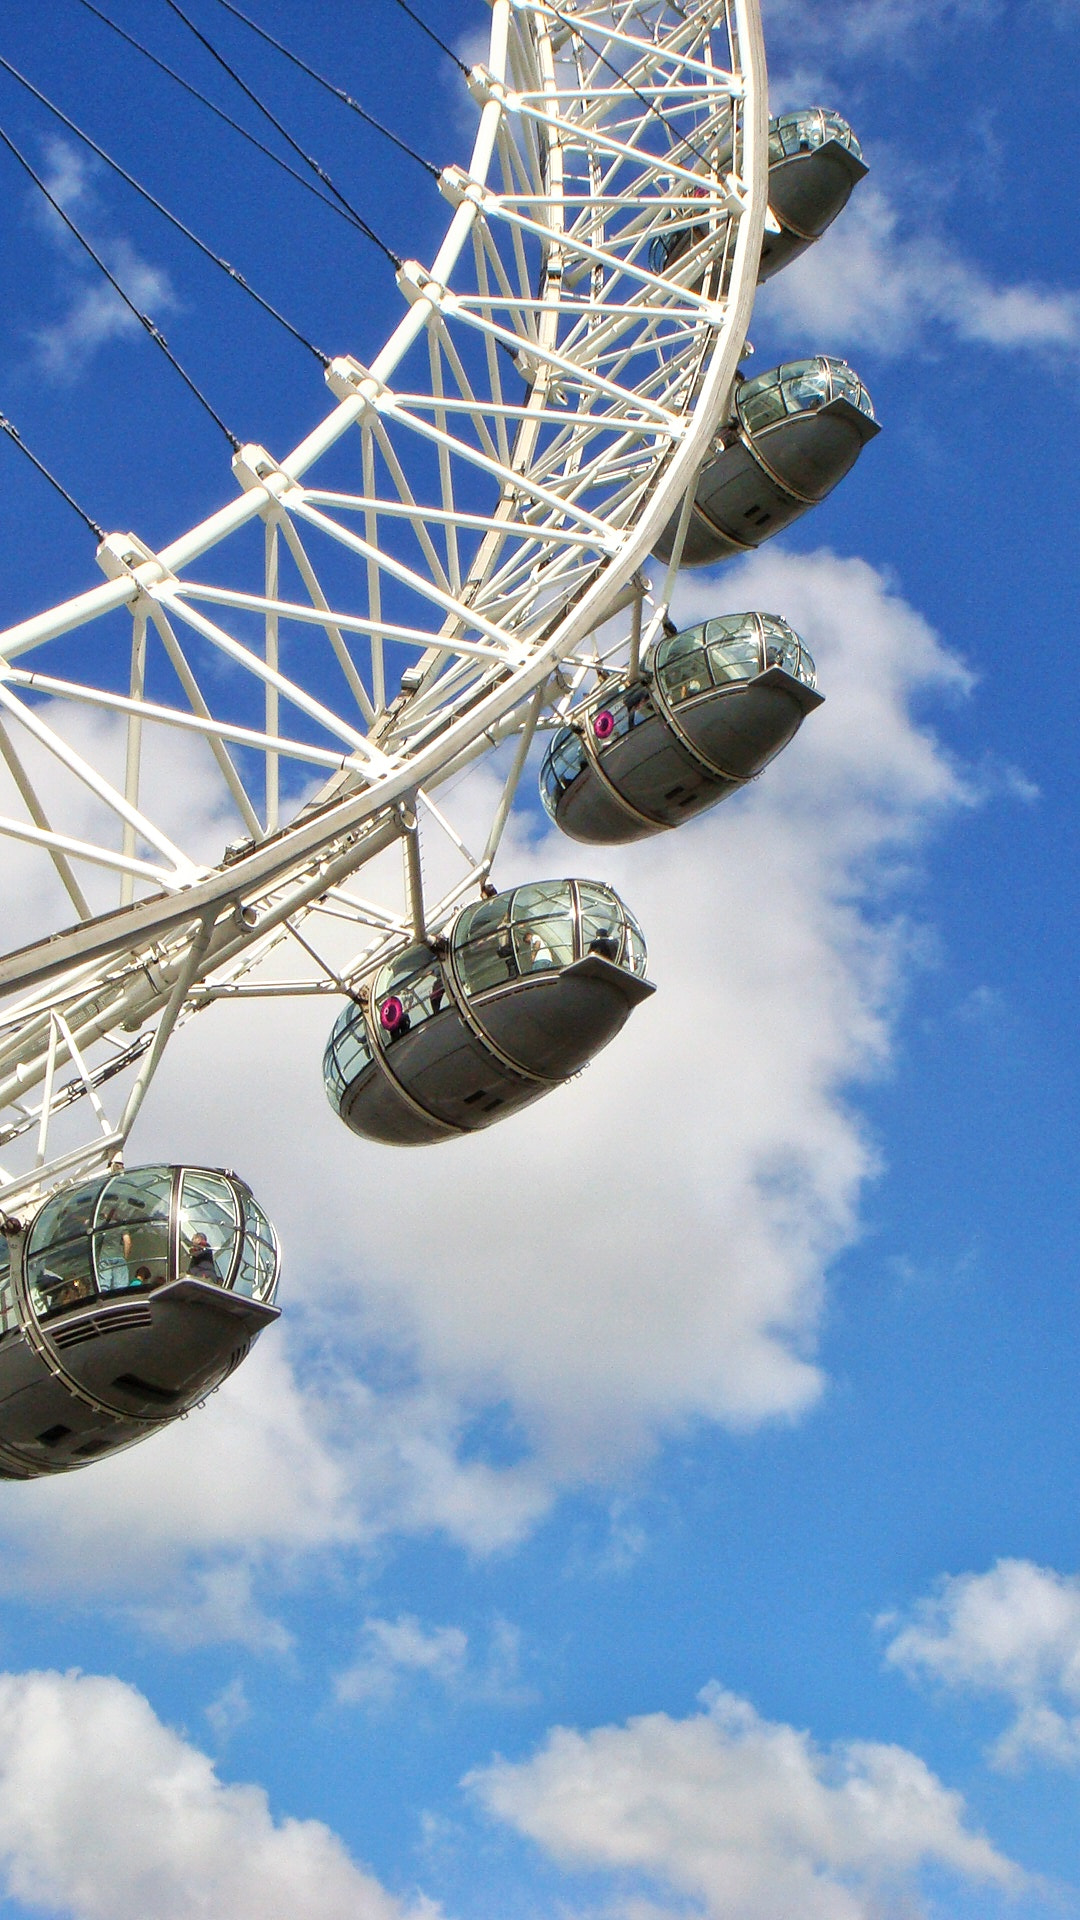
xmin=0 ymin=0 xmax=767 ymax=1219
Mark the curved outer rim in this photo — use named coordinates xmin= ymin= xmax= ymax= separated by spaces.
xmin=0 ymin=0 xmax=770 ymax=1205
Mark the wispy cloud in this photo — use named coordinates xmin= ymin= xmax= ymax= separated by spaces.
xmin=28 ymin=137 xmax=178 ymax=381
xmin=766 ymin=0 xmax=999 ymax=57
xmin=204 ymin=1675 xmax=251 ymax=1745
xmin=336 ymin=1613 xmax=530 ymax=1708
xmin=767 ymin=0 xmax=1077 ymax=54
xmin=883 ymin=1559 xmax=1080 ymax=1769
xmin=133 ymin=1557 xmax=295 ymax=1657
xmin=337 ymin=1615 xmax=469 ymax=1704
xmin=758 ymin=183 xmax=1080 ymax=366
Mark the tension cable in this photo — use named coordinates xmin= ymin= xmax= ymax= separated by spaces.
xmin=71 ymin=0 xmax=376 ymax=236
xmin=0 ymin=118 xmax=243 ymax=451
xmin=389 ymin=0 xmax=470 ymax=76
xmin=209 ymin=0 xmax=443 ymax=180
xmin=0 ymin=412 xmax=106 ymax=541
xmin=159 ymin=0 xmax=404 ymax=267
xmin=0 ymin=55 xmax=331 ymax=370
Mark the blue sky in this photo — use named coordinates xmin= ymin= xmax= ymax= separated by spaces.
xmin=0 ymin=2 xmax=1079 ymax=1917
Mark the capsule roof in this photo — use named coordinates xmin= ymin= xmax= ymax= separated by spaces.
xmin=769 ymin=108 xmax=863 ymax=165
xmin=17 ymin=1163 xmax=279 ymax=1322
xmin=736 ymin=357 xmax=876 ymax=436
xmin=650 ymin=612 xmax=817 ymax=697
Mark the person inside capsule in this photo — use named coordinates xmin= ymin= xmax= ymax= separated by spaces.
xmin=541 ymin=612 xmax=821 ymax=844
xmin=324 ymin=879 xmax=653 ymax=1146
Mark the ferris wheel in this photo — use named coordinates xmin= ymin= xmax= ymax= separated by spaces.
xmin=0 ymin=0 xmax=874 ymax=1475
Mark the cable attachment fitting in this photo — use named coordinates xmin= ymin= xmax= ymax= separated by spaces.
xmin=325 ymin=357 xmax=388 ymax=407
xmin=95 ymin=532 xmax=177 ymax=594
xmin=232 ymin=444 xmax=295 ymax=503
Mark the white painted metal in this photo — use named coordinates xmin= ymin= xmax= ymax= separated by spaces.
xmin=0 ymin=0 xmax=768 ymax=1215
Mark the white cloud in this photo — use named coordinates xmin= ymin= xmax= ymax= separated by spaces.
xmin=336 ymin=1612 xmax=530 ymax=1708
xmin=134 ymin=1558 xmax=296 ymax=1657
xmin=29 ymin=139 xmax=178 ymax=380
xmin=883 ymin=1559 xmax=1080 ymax=1769
xmin=766 ymin=0 xmax=998 ymax=55
xmin=758 ymin=183 xmax=1080 ymax=364
xmin=0 ymin=548 xmax=981 ymax=1635
xmin=470 ymin=1683 xmax=1020 ymax=1920
xmin=204 ymin=1675 xmax=251 ymax=1744
xmin=766 ymin=0 xmax=1080 ymax=48
xmin=0 ymin=1332 xmax=550 ymax=1633
xmin=337 ymin=1615 xmax=469 ymax=1703
xmin=0 ymin=1667 xmax=429 ymax=1920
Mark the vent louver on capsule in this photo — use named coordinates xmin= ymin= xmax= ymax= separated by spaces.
xmin=52 ymin=1303 xmax=154 ymax=1348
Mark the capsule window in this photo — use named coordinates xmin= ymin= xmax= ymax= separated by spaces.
xmin=510 ymin=881 xmax=577 ymax=976
xmin=453 ymin=895 xmax=518 ymax=997
xmin=29 ymin=1178 xmax=108 ymax=1253
xmin=373 ymin=946 xmax=446 ymax=1046
xmin=591 ymin=682 xmax=655 ymax=749
xmin=782 ymin=367 xmax=831 ymax=413
xmin=0 ymin=1241 xmax=17 ymax=1337
xmin=740 ymin=386 xmax=787 ymax=434
xmin=768 ymin=109 xmax=862 ymax=163
xmin=24 ymin=1178 xmax=108 ymax=1318
xmin=93 ymin=1168 xmax=172 ymax=1296
xmin=820 ymin=110 xmax=863 ymax=158
xmin=659 ymin=644 xmax=710 ymax=703
xmin=323 ymin=1004 xmax=372 ymax=1112
xmin=540 ymin=730 xmax=588 ymax=812
xmin=705 ymin=624 xmax=764 ymax=686
xmin=178 ymin=1171 xmax=240 ymax=1287
xmin=27 ymin=1238 xmax=95 ymax=1318
xmin=762 ymin=622 xmax=817 ymax=687
xmin=234 ymin=1195 xmax=278 ymax=1303
xmin=577 ymin=883 xmax=624 ymax=966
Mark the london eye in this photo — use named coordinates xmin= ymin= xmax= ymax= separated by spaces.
xmin=0 ymin=0 xmax=874 ymax=1474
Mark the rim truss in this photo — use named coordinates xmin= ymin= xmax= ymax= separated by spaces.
xmin=0 ymin=0 xmax=767 ymax=1214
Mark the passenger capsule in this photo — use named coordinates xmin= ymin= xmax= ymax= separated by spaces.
xmin=651 ymin=108 xmax=866 ymax=286
xmin=0 ymin=1165 xmax=280 ymax=1479
xmin=653 ymin=356 xmax=879 ymax=569
xmin=759 ymin=109 xmax=867 ymax=280
xmin=324 ymin=880 xmax=655 ymax=1146
xmin=540 ymin=613 xmax=822 ymax=844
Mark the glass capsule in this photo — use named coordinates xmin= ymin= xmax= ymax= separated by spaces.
xmin=324 ymin=880 xmax=654 ymax=1146
xmin=540 ymin=614 xmax=822 ymax=843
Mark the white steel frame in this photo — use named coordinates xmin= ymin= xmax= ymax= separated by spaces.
xmin=0 ymin=0 xmax=768 ymax=1214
